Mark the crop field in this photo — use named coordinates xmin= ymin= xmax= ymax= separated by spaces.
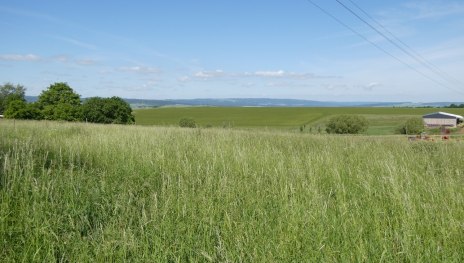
xmin=134 ymin=107 xmax=464 ymax=135
xmin=1 ymin=120 xmax=463 ymax=262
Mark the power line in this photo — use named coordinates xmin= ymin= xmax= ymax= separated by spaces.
xmin=333 ymin=0 xmax=464 ymax=95
xmin=345 ymin=0 xmax=464 ymax=88
xmin=305 ymin=0 xmax=464 ymax=96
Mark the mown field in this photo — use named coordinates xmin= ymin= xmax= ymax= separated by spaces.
xmin=1 ymin=120 xmax=463 ymax=262
xmin=134 ymin=107 xmax=464 ymax=135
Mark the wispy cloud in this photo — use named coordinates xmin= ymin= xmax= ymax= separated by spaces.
xmin=362 ymin=82 xmax=382 ymax=91
xmin=51 ymin=55 xmax=70 ymax=63
xmin=75 ymin=59 xmax=98 ymax=65
xmin=419 ymin=36 xmax=464 ymax=61
xmin=0 ymin=54 xmax=41 ymax=61
xmin=185 ymin=69 xmax=337 ymax=81
xmin=53 ymin=36 xmax=97 ymax=50
xmin=0 ymin=6 xmax=60 ymax=23
xmin=253 ymin=70 xmax=286 ymax=77
xmin=250 ymin=70 xmax=334 ymax=79
xmin=403 ymin=1 xmax=464 ymax=20
xmin=118 ymin=66 xmax=160 ymax=75
xmin=193 ymin=70 xmax=226 ymax=80
xmin=0 ymin=53 xmax=102 ymax=67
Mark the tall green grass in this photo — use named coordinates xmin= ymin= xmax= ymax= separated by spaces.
xmin=1 ymin=120 xmax=463 ymax=261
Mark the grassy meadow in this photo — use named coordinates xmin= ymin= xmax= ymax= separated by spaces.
xmin=133 ymin=107 xmax=464 ymax=135
xmin=1 ymin=119 xmax=463 ymax=262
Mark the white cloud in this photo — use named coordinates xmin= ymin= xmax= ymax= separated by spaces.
xmin=253 ymin=70 xmax=285 ymax=77
xmin=0 ymin=53 xmax=101 ymax=66
xmin=363 ymin=82 xmax=382 ymax=91
xmin=0 ymin=54 xmax=41 ymax=61
xmin=52 ymin=55 xmax=70 ymax=63
xmin=118 ymin=66 xmax=160 ymax=74
xmin=178 ymin=76 xmax=190 ymax=82
xmin=193 ymin=70 xmax=225 ymax=79
xmin=185 ymin=69 xmax=336 ymax=81
xmin=251 ymin=70 xmax=330 ymax=79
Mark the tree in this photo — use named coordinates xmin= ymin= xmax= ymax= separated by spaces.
xmin=397 ymin=117 xmax=424 ymax=135
xmin=325 ymin=115 xmax=369 ymax=134
xmin=4 ymin=100 xmax=42 ymax=119
xmin=37 ymin=82 xmax=82 ymax=121
xmin=179 ymin=117 xmax=196 ymax=128
xmin=0 ymin=83 xmax=26 ymax=114
xmin=81 ymin=97 xmax=134 ymax=124
xmin=42 ymin=103 xmax=82 ymax=121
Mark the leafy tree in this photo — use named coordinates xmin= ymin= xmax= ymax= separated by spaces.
xmin=42 ymin=103 xmax=82 ymax=121
xmin=82 ymin=97 xmax=134 ymax=124
xmin=446 ymin=103 xmax=464 ymax=108
xmin=0 ymin=83 xmax=26 ymax=114
xmin=38 ymin=82 xmax=82 ymax=121
xmin=4 ymin=100 xmax=42 ymax=119
xmin=325 ymin=115 xmax=369 ymax=134
xmin=179 ymin=117 xmax=196 ymax=128
xmin=397 ymin=117 xmax=424 ymax=135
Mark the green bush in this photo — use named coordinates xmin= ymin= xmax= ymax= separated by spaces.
xmin=179 ymin=117 xmax=196 ymax=128
xmin=4 ymin=100 xmax=42 ymax=119
xmin=397 ymin=117 xmax=424 ymax=135
xmin=82 ymin=97 xmax=135 ymax=124
xmin=325 ymin=115 xmax=368 ymax=134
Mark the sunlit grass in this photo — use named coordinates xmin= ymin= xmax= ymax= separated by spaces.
xmin=1 ymin=120 xmax=463 ymax=261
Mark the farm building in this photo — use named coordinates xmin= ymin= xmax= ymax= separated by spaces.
xmin=422 ymin=112 xmax=463 ymax=127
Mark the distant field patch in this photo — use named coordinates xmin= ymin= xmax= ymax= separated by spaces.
xmin=134 ymin=107 xmax=324 ymax=128
xmin=134 ymin=107 xmax=464 ymax=135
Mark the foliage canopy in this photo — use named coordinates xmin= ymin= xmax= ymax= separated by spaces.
xmin=4 ymin=101 xmax=42 ymax=119
xmin=179 ymin=117 xmax=196 ymax=128
xmin=397 ymin=117 xmax=424 ymax=135
xmin=325 ymin=114 xmax=369 ymax=134
xmin=82 ymin=97 xmax=134 ymax=124
xmin=2 ymin=81 xmax=134 ymax=124
xmin=38 ymin=82 xmax=82 ymax=121
xmin=0 ymin=83 xmax=26 ymax=114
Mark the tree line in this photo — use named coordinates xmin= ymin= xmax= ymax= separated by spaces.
xmin=445 ymin=103 xmax=464 ymax=108
xmin=0 ymin=82 xmax=134 ymax=124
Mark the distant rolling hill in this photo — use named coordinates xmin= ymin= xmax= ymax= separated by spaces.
xmin=25 ymin=96 xmax=460 ymax=108
xmin=126 ymin=98 xmax=405 ymax=108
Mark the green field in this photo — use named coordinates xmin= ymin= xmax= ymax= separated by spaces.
xmin=1 ymin=120 xmax=463 ymax=261
xmin=134 ymin=107 xmax=464 ymax=135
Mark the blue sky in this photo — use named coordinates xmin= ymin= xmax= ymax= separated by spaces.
xmin=1 ymin=0 xmax=464 ymax=102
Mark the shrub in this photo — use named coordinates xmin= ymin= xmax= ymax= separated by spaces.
xmin=4 ymin=100 xmax=42 ymax=120
xmin=397 ymin=117 xmax=424 ymax=135
xmin=82 ymin=97 xmax=135 ymax=124
xmin=325 ymin=115 xmax=369 ymax=134
xmin=179 ymin=118 xmax=196 ymax=128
